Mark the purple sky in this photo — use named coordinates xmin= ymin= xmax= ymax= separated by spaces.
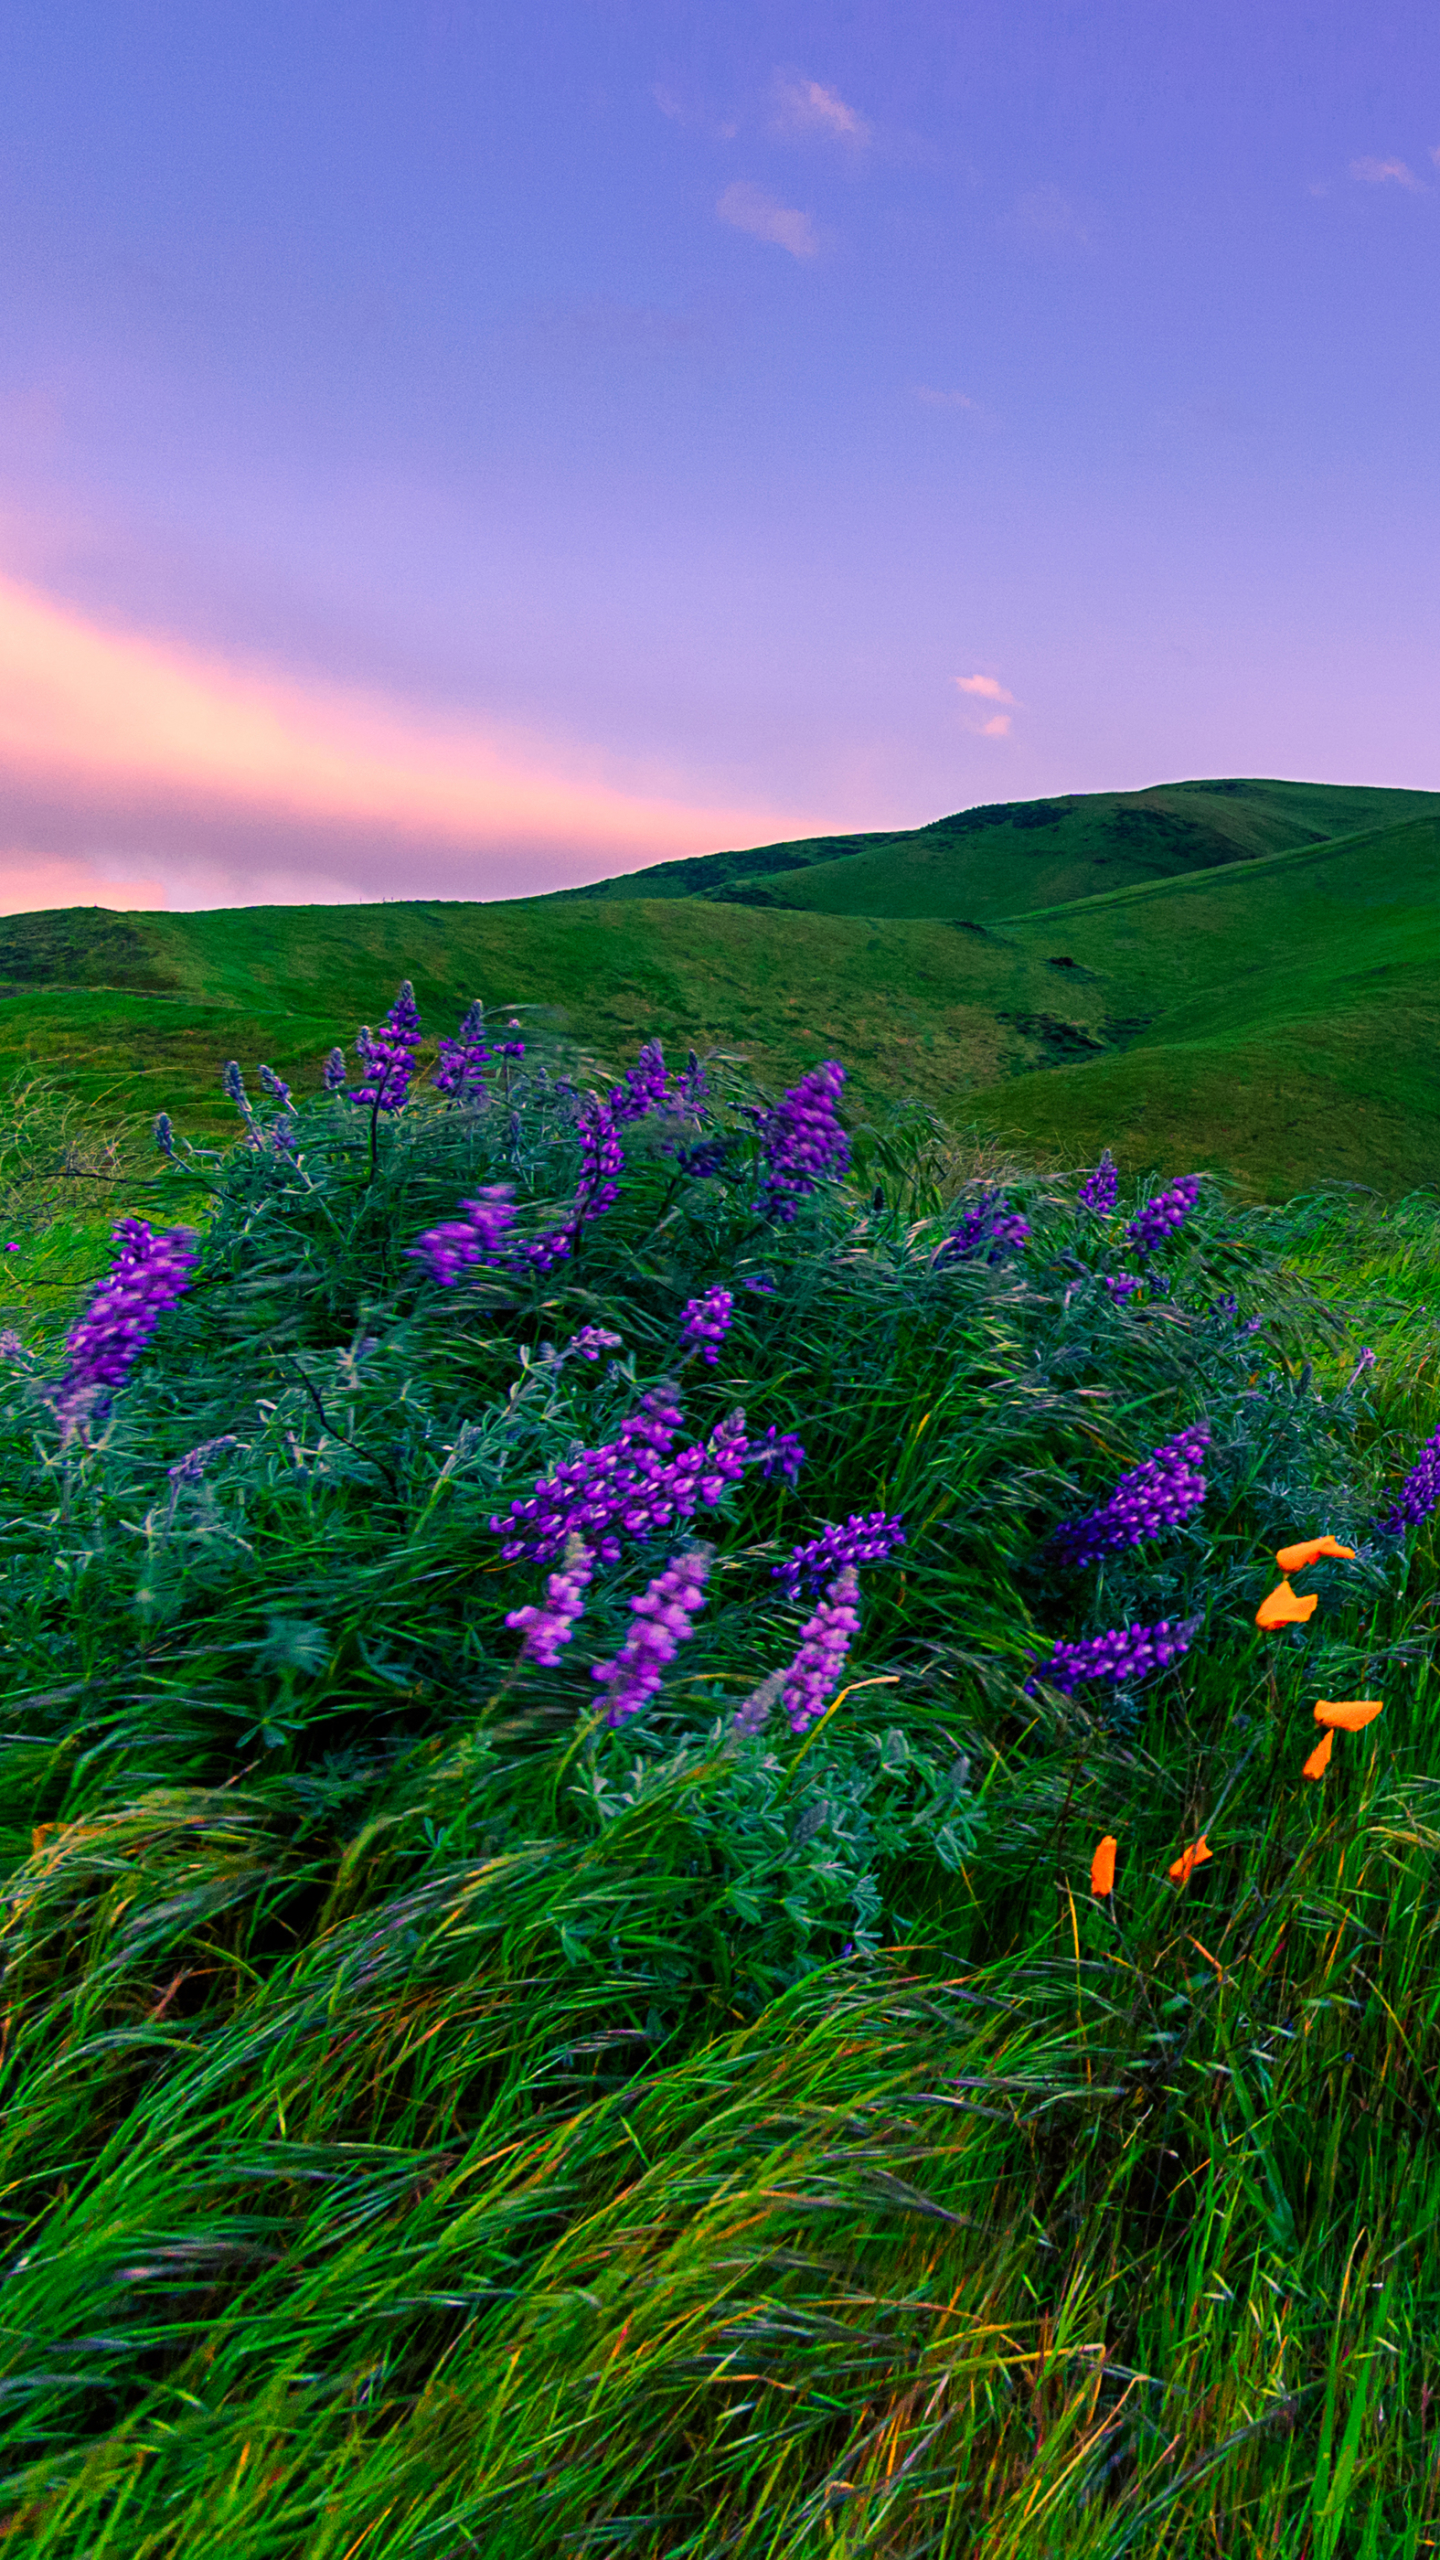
xmin=0 ymin=1 xmax=1435 ymax=911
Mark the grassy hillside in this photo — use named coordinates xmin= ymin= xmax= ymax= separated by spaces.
xmin=556 ymin=778 xmax=1440 ymax=921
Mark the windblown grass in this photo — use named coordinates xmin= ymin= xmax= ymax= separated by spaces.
xmin=0 ymin=1013 xmax=1439 ymax=2554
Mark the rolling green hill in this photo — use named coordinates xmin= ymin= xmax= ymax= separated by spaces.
xmin=2 ymin=775 xmax=1439 ymax=1207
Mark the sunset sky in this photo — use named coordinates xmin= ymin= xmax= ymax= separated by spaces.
xmin=0 ymin=2 xmax=1435 ymax=912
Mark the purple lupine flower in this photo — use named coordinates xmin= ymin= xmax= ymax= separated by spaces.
xmin=507 ymin=1536 xmax=594 ymax=1668
xmin=349 ymin=981 xmax=423 ymax=1113
xmin=681 ymin=1286 xmax=735 ymax=1366
xmin=592 ymin=1545 xmax=712 ymax=1724
xmin=153 ymin=1112 xmax=177 ymax=1159
xmin=1103 ymin=1272 xmax=1145 ymax=1304
xmin=574 ymin=1092 xmax=624 ymax=1223
xmin=754 ymin=1062 xmax=850 ymax=1221
xmin=0 ymin=1327 xmax=24 ymax=1360
xmin=1079 ymin=1150 xmax=1119 ymax=1215
xmin=1377 ymin=1426 xmax=1440 ymax=1534
xmin=776 ymin=1510 xmax=905 ymax=1599
xmin=491 ymin=1395 xmax=762 ymax=1565
xmin=938 ymin=1190 xmax=1032 ymax=1266
xmin=51 ymin=1217 xmax=200 ymax=1443
xmin=259 ymin=1064 xmax=292 ymax=1109
xmin=167 ymin=1434 xmax=239 ymax=1488
xmin=610 ymin=1038 xmax=672 ymax=1125
xmin=678 ymin=1136 xmax=732 ymax=1181
xmin=433 ymin=999 xmax=493 ymax=1099
xmin=1126 ymin=1176 xmax=1201 ymax=1257
xmin=752 ymin=1425 xmax=806 ymax=1485
xmin=782 ymin=1569 xmax=861 ymax=1734
xmin=732 ymin=1666 xmax=786 ymax=1740
xmin=1030 ymin=1614 xmax=1202 ymax=1697
xmin=222 ymin=1060 xmax=251 ymax=1116
xmin=500 ymin=1018 xmax=526 ymax=1061
xmin=564 ymin=1325 xmax=625 ymax=1364
xmin=1051 ymin=1425 xmax=1210 ymax=1569
xmin=407 ymin=1185 xmax=517 ymax=1285
xmin=1347 ymin=1347 xmax=1377 ymax=1389
xmin=323 ymin=1047 xmax=348 ymax=1092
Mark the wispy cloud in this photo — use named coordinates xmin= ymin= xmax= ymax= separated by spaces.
xmin=770 ymin=71 xmax=870 ymax=146
xmin=956 ymin=674 xmax=1016 ymax=704
xmin=914 ymin=386 xmax=978 ymax=411
xmin=956 ymin=674 xmax=1017 ymax=740
xmin=0 ymin=570 xmax=811 ymax=911
xmin=1350 ymin=155 xmax=1427 ymax=191
xmin=977 ymin=714 xmax=1011 ymax=737
xmin=652 ymin=82 xmax=737 ymax=141
xmin=717 ymin=181 xmax=818 ymax=259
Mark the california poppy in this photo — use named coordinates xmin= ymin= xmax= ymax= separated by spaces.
xmin=1255 ymin=1580 xmax=1319 ymax=1629
xmin=1168 ymin=1834 xmax=1213 ymax=1886
xmin=1314 ymin=1698 xmax=1383 ymax=1732
xmin=1090 ymin=1834 xmax=1117 ymax=1897
xmin=1301 ymin=1730 xmax=1334 ymax=1780
xmin=1275 ymin=1535 xmax=1356 ymax=1573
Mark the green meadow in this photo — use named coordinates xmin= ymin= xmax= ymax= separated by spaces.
xmin=2 ymin=777 xmax=1440 ymax=2551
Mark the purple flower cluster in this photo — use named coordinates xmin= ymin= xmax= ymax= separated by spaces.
xmin=1126 ymin=1175 xmax=1201 ymax=1257
xmin=564 ymin=1325 xmax=625 ymax=1364
xmin=754 ymin=1062 xmax=850 ymax=1221
xmin=1051 ymin=1424 xmax=1210 ymax=1569
xmin=507 ymin=1537 xmax=594 ymax=1667
xmin=349 ymin=982 xmax=424 ymax=1113
xmin=593 ymin=1545 xmax=712 ymax=1724
xmin=492 ymin=1394 xmax=775 ymax=1565
xmin=52 ymin=1217 xmax=200 ymax=1442
xmin=1377 ymin=1426 xmax=1440 ymax=1534
xmin=432 ymin=1000 xmax=493 ymax=1100
xmin=1103 ymin=1273 xmax=1145 ymax=1304
xmin=752 ymin=1424 xmax=806 ymax=1485
xmin=681 ymin=1286 xmax=735 ymax=1365
xmin=677 ymin=1136 xmax=732 ymax=1181
xmin=776 ymin=1509 xmax=906 ymax=1599
xmin=574 ymin=1093 xmax=624 ymax=1223
xmin=1079 ymin=1150 xmax=1119 ymax=1215
xmin=406 ymin=1186 xmax=517 ymax=1286
xmin=938 ymin=1191 xmax=1032 ymax=1266
xmin=1032 ymin=1614 xmax=1202 ymax=1697
xmin=781 ymin=1568 xmax=862 ymax=1734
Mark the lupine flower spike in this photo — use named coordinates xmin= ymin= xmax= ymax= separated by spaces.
xmin=1126 ymin=1176 xmax=1200 ymax=1257
xmin=507 ymin=1538 xmax=594 ymax=1668
xmin=1302 ymin=1731 xmax=1334 ymax=1781
xmin=1090 ymin=1834 xmax=1117 ymax=1897
xmin=1314 ymin=1698 xmax=1383 ymax=1732
xmin=1033 ymin=1615 xmax=1200 ymax=1697
xmin=1275 ymin=1535 xmax=1356 ymax=1572
xmin=592 ymin=1546 xmax=712 ymax=1725
xmin=1255 ymin=1580 xmax=1318 ymax=1628
xmin=1052 ymin=1425 xmax=1209 ymax=1568
xmin=51 ymin=1218 xmax=199 ymax=1443
xmin=1168 ymin=1835 xmax=1212 ymax=1887
xmin=1079 ymin=1150 xmax=1118 ymax=1215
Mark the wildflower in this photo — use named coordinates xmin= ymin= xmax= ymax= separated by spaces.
xmin=938 ymin=1189 xmax=1032 ymax=1266
xmin=407 ymin=1186 xmax=517 ymax=1285
xmin=322 ymin=1047 xmax=348 ymax=1091
xmin=1052 ymin=1423 xmax=1209 ymax=1568
xmin=51 ymin=1217 xmax=200 ymax=1443
xmin=221 ymin=1060 xmax=251 ymax=1116
xmin=776 ymin=1510 xmax=905 ymax=1599
xmin=753 ymin=1062 xmax=850 ymax=1221
xmin=1376 ymin=1426 xmax=1440 ymax=1535
xmin=1126 ymin=1175 xmax=1200 ymax=1257
xmin=1274 ymin=1535 xmax=1356 ymax=1573
xmin=678 ymin=1136 xmax=733 ymax=1181
xmin=681 ymin=1286 xmax=735 ymax=1365
xmin=1346 ymin=1347 xmax=1377 ymax=1389
xmin=258 ymin=1064 xmax=292 ymax=1108
xmin=1034 ymin=1614 xmax=1201 ymax=1696
xmin=752 ymin=1425 xmax=805 ymax=1485
xmin=153 ymin=1112 xmax=177 ymax=1159
xmin=0 ymin=1327 xmax=23 ymax=1359
xmin=1302 ymin=1730 xmax=1334 ymax=1781
xmin=732 ymin=1666 xmax=786 ymax=1740
xmin=609 ymin=1038 xmax=674 ymax=1124
xmin=1255 ymin=1580 xmax=1318 ymax=1628
xmin=1090 ymin=1834 xmax=1117 ymax=1896
xmin=592 ymin=1545 xmax=711 ymax=1724
xmin=1103 ymin=1272 xmax=1145 ymax=1303
xmin=491 ymin=1394 xmax=761 ymax=1565
xmin=1168 ymin=1835 xmax=1213 ymax=1887
xmin=574 ymin=1091 xmax=624 ymax=1222
xmin=507 ymin=1537 xmax=594 ymax=1668
xmin=1079 ymin=1150 xmax=1118 ymax=1215
xmin=349 ymin=980 xmax=423 ymax=1113
xmin=1313 ymin=1698 xmax=1383 ymax=1731
xmin=433 ymin=999 xmax=493 ymax=1099
xmin=564 ymin=1325 xmax=624 ymax=1364
xmin=783 ymin=1567 xmax=861 ymax=1734
xmin=166 ymin=1434 xmax=239 ymax=1487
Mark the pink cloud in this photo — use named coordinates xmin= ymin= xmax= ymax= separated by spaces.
xmin=770 ymin=73 xmax=870 ymax=145
xmin=717 ymin=181 xmax=818 ymax=258
xmin=955 ymin=673 xmax=1017 ymax=704
xmin=0 ymin=571 xmax=815 ymax=910
xmin=1350 ymin=155 xmax=1426 ymax=191
xmin=978 ymin=714 xmax=1011 ymax=738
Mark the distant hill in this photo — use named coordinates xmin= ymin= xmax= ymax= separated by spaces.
xmin=552 ymin=779 xmax=1440 ymax=921
xmin=2 ymin=775 xmax=1440 ymax=1204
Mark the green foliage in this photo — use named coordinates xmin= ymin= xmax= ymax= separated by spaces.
xmin=2 ymin=1020 xmax=1440 ymax=2550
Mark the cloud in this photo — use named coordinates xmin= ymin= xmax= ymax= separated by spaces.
xmin=977 ymin=715 xmax=1011 ymax=738
xmin=770 ymin=72 xmax=870 ymax=146
xmin=914 ymin=386 xmax=978 ymax=410
xmin=717 ymin=182 xmax=818 ymax=258
xmin=1350 ymin=155 xmax=1427 ymax=191
xmin=956 ymin=674 xmax=1016 ymax=704
xmin=0 ymin=570 xmax=812 ymax=911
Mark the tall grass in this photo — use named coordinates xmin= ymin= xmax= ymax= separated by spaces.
xmin=0 ymin=1016 xmax=1438 ymax=2555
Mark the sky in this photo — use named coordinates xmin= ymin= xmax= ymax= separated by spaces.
xmin=0 ymin=0 xmax=1435 ymax=913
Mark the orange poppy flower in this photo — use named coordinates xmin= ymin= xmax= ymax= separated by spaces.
xmin=1301 ymin=1730 xmax=1334 ymax=1781
xmin=1255 ymin=1579 xmax=1319 ymax=1629
xmin=1275 ymin=1535 xmax=1356 ymax=1573
xmin=1090 ymin=1834 xmax=1117 ymax=1897
xmin=1168 ymin=1834 xmax=1213 ymax=1886
xmin=1313 ymin=1698 xmax=1383 ymax=1732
